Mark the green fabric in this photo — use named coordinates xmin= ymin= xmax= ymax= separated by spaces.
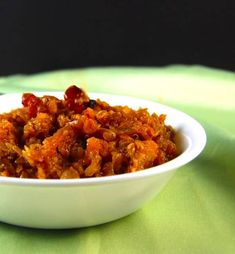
xmin=0 ymin=65 xmax=234 ymax=254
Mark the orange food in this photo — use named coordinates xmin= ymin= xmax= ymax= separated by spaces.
xmin=0 ymin=86 xmax=178 ymax=179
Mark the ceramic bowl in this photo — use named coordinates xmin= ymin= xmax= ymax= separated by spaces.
xmin=0 ymin=92 xmax=206 ymax=229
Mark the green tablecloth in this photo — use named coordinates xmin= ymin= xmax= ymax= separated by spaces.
xmin=0 ymin=65 xmax=234 ymax=254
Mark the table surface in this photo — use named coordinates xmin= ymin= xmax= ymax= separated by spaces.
xmin=0 ymin=65 xmax=234 ymax=254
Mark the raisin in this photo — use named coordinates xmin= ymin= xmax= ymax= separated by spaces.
xmin=22 ymin=93 xmax=41 ymax=118
xmin=64 ymin=86 xmax=84 ymax=101
xmin=64 ymin=85 xmax=88 ymax=113
xmin=87 ymin=99 xmax=96 ymax=109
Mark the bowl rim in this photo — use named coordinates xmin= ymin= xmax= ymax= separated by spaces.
xmin=0 ymin=92 xmax=207 ymax=187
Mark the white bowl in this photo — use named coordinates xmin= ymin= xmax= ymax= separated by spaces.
xmin=0 ymin=92 xmax=206 ymax=229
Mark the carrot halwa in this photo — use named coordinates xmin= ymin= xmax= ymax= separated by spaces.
xmin=0 ymin=86 xmax=178 ymax=179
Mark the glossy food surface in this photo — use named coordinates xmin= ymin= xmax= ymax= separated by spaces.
xmin=0 ymin=86 xmax=178 ymax=179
